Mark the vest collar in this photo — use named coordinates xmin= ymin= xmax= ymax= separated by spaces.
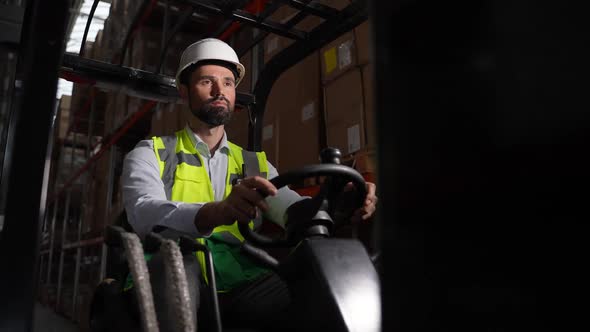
xmin=184 ymin=125 xmax=230 ymax=157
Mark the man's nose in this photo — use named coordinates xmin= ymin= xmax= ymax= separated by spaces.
xmin=211 ymin=80 xmax=223 ymax=96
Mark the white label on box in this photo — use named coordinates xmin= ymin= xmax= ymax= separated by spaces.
xmin=266 ymin=37 xmax=278 ymax=55
xmin=301 ymin=102 xmax=315 ymax=122
xmin=338 ymin=40 xmax=354 ymax=69
xmin=347 ymin=124 xmax=361 ymax=153
xmin=263 ymin=124 xmax=273 ymax=140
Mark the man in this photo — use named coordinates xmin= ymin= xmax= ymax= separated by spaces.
xmin=121 ymin=38 xmax=378 ymax=331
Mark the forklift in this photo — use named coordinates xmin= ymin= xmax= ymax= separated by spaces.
xmin=1 ymin=0 xmax=587 ymax=331
xmin=2 ymin=0 xmax=380 ymax=331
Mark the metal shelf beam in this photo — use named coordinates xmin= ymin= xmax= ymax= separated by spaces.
xmin=60 ymin=53 xmax=256 ymax=107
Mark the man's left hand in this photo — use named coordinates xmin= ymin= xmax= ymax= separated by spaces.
xmin=348 ymin=181 xmax=378 ymax=223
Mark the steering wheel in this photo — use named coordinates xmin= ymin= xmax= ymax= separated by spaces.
xmin=238 ymin=163 xmax=367 ymax=248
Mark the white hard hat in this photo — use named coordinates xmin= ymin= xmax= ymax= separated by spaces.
xmin=175 ymin=38 xmax=245 ymax=88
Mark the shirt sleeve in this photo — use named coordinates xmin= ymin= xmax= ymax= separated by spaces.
xmin=121 ymin=140 xmax=207 ymax=239
xmin=262 ymin=161 xmax=308 ymax=228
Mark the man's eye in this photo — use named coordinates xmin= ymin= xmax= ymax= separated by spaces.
xmin=225 ymin=81 xmax=235 ymax=87
xmin=200 ymin=80 xmax=211 ymax=85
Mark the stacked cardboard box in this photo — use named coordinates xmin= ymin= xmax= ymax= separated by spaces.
xmin=56 ymin=95 xmax=72 ymax=141
xmin=276 ymin=53 xmax=322 ymax=172
xmin=149 ymin=102 xmax=187 ymax=138
xmin=355 ymin=20 xmax=376 ymax=148
xmin=320 ymin=19 xmax=376 ymax=160
xmin=106 ymin=0 xmax=135 ymax=53
xmin=224 ymin=48 xmax=255 ymax=148
xmin=164 ymin=32 xmax=195 ymax=77
xmin=103 ymin=91 xmax=128 ymax=134
xmin=263 ymin=0 xmax=351 ymax=64
xmin=131 ymin=26 xmax=163 ymax=73
xmin=225 ymin=106 xmax=250 ymax=148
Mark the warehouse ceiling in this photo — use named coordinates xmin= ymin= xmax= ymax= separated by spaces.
xmin=57 ymin=0 xmax=254 ymax=98
xmin=58 ymin=0 xmax=110 ymax=98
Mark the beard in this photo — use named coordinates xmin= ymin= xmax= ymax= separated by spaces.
xmin=189 ymin=96 xmax=233 ymax=127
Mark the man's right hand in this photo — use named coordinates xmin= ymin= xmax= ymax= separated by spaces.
xmin=195 ymin=176 xmax=278 ymax=232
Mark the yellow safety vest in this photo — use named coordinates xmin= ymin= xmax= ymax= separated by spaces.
xmin=153 ymin=128 xmax=270 ymax=291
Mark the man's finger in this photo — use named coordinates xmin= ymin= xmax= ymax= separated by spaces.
xmin=361 ymin=205 xmax=376 ymax=221
xmin=232 ymin=185 xmax=270 ymax=212
xmin=366 ymin=182 xmax=376 ymax=196
xmin=365 ymin=195 xmax=378 ymax=206
xmin=239 ymin=176 xmax=278 ymax=197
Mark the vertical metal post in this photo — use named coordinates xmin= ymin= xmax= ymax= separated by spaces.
xmin=46 ymin=195 xmax=59 ymax=285
xmin=55 ymin=192 xmax=70 ymax=310
xmin=38 ymin=252 xmax=45 ymax=290
xmin=251 ymin=28 xmax=261 ymax=92
xmin=56 ymin=128 xmax=77 ymax=311
xmin=73 ymin=88 xmax=95 ymax=319
xmin=71 ymin=213 xmax=82 ymax=321
xmin=99 ymin=243 xmax=107 ymax=281
xmin=0 ymin=1 xmax=70 ymax=330
xmin=37 ymin=206 xmax=49 ymax=289
xmin=99 ymin=145 xmax=116 ymax=281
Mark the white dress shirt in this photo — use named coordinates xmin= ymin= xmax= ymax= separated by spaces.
xmin=121 ymin=125 xmax=304 ymax=239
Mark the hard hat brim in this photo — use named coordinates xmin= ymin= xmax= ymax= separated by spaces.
xmin=175 ymin=59 xmax=245 ymax=89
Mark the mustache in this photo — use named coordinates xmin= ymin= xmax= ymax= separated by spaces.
xmin=206 ymin=96 xmax=230 ymax=105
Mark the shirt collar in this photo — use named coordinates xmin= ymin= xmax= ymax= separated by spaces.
xmin=185 ymin=125 xmax=230 ymax=157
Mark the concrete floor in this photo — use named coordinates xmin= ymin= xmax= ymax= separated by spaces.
xmin=33 ymin=302 xmax=79 ymax=332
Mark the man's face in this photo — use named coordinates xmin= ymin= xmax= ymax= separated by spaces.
xmin=181 ymin=64 xmax=236 ymax=127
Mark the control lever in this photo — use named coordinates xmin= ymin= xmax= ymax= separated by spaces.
xmin=240 ymin=242 xmax=279 ymax=270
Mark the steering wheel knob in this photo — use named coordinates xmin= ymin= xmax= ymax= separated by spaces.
xmin=320 ymin=147 xmax=342 ymax=164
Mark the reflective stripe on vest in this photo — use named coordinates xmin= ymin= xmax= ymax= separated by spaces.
xmin=152 ymin=127 xmax=269 ymax=291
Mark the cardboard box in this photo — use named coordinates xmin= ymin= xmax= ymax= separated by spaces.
xmin=262 ymin=0 xmax=351 ymax=63
xmin=91 ymin=30 xmax=103 ymax=60
xmin=149 ymin=106 xmax=165 ymax=137
xmin=114 ymin=92 xmax=128 ymax=129
xmin=225 ymin=106 xmax=251 ymax=148
xmin=276 ymin=53 xmax=322 ymax=172
xmin=320 ymin=31 xmax=357 ymax=83
xmin=57 ymin=95 xmax=72 ymax=140
xmin=91 ymin=90 xmax=108 ymax=135
xmin=254 ymin=72 xmax=282 ymax=167
xmin=70 ymin=84 xmax=90 ymax=122
xmin=102 ymin=16 xmax=127 ymax=55
xmin=323 ymin=68 xmax=365 ymax=155
xmin=103 ymin=92 xmax=117 ymax=134
xmin=261 ymin=110 xmax=279 ymax=169
xmin=110 ymin=0 xmax=135 ymax=19
xmin=237 ymin=51 xmax=253 ymax=94
xmin=355 ymin=20 xmax=371 ymax=65
xmin=262 ymin=1 xmax=353 ymax=64
xmin=131 ymin=27 xmax=162 ymax=73
xmin=176 ymin=104 xmax=190 ymax=133
xmin=163 ymin=32 xmax=195 ymax=77
xmin=150 ymin=103 xmax=189 ymax=137
xmin=263 ymin=6 xmax=296 ymax=64
xmin=361 ymin=64 xmax=376 ymax=148
xmin=104 ymin=91 xmax=127 ymax=134
xmin=163 ymin=103 xmax=185 ymax=134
